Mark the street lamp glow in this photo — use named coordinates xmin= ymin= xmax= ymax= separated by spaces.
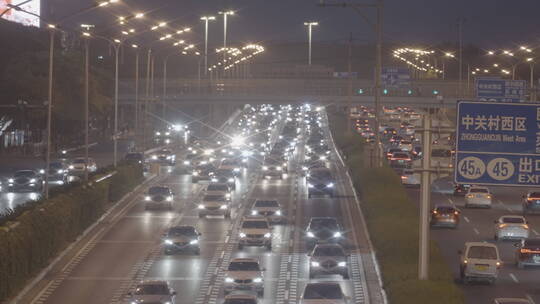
xmin=131 ymin=44 xmax=138 ymax=48
xmin=114 ymin=39 xmax=121 ymax=43
xmin=232 ymin=135 xmax=245 ymax=146
xmin=135 ymin=13 xmax=144 ymax=18
xmin=487 ymin=51 xmax=494 ymax=55
xmin=527 ymin=57 xmax=534 ymax=62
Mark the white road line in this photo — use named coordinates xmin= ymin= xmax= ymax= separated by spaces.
xmin=532 ymin=229 xmax=540 ymax=236
xmin=509 ymin=273 xmax=519 ymax=283
xmin=463 ymin=216 xmax=470 ymax=223
xmin=447 ymin=198 xmax=455 ymax=205
xmin=473 ymin=228 xmax=480 ymax=235
xmin=526 ymin=294 xmax=536 ymax=304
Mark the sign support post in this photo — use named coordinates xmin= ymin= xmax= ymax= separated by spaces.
xmin=419 ymin=112 xmax=431 ymax=280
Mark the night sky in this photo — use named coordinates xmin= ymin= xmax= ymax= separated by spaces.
xmin=48 ymin=0 xmax=540 ymax=48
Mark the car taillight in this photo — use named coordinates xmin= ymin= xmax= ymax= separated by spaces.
xmin=401 ymin=176 xmax=407 ymax=179
xmin=466 ymin=194 xmax=474 ymax=198
xmin=499 ymin=224 xmax=507 ymax=229
xmin=454 ymin=211 xmax=459 ymax=215
xmin=523 ymin=224 xmax=529 ymax=229
xmin=432 ymin=210 xmax=438 ymax=214
xmin=521 ymin=248 xmax=533 ymax=254
xmin=486 ymin=195 xmax=492 ymax=199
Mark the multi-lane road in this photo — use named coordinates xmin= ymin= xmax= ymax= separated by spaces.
xmin=15 ymin=106 xmax=385 ymax=304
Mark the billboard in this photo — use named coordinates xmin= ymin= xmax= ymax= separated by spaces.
xmin=1 ymin=0 xmax=41 ymax=27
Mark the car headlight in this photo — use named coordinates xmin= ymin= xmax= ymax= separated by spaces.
xmin=164 ymin=239 xmax=173 ymax=245
xmin=8 ymin=179 xmax=14 ymax=183
xmin=189 ymin=239 xmax=199 ymax=245
xmin=308 ymin=183 xmax=314 ymax=188
xmin=253 ymin=277 xmax=263 ymax=283
xmin=145 ymin=196 xmax=151 ymax=201
xmin=225 ymin=277 xmax=234 ymax=283
xmin=333 ymin=232 xmax=342 ymax=238
xmin=164 ymin=301 xmax=171 ymax=304
xmin=327 ymin=183 xmax=334 ymax=188
xmin=276 ymin=166 xmax=282 ymax=171
xmin=311 ymin=261 xmax=320 ymax=267
xmin=151 ymin=155 xmax=158 ymax=160
xmin=262 ymin=166 xmax=268 ymax=171
xmin=30 ymin=179 xmax=36 ymax=183
xmin=275 ymin=210 xmax=282 ymax=216
xmin=227 ymin=178 xmax=234 ymax=183
xmin=233 ymin=168 xmax=240 ymax=172
xmin=69 ymin=165 xmax=74 ymax=169
xmin=183 ymin=160 xmax=190 ymax=165
xmin=198 ymin=204 xmax=204 ymax=209
xmin=338 ymin=261 xmax=347 ymax=267
xmin=166 ymin=196 xmax=173 ymax=202
xmin=225 ymin=193 xmax=231 ymax=198
xmin=211 ymin=178 xmax=218 ymax=182
xmin=307 ymin=231 xmax=315 ymax=238
xmin=264 ymin=233 xmax=271 ymax=238
xmin=39 ymin=169 xmax=45 ymax=174
xmin=251 ymin=210 xmax=258 ymax=215
xmin=239 ymin=232 xmax=246 ymax=238
xmin=302 ymin=166 xmax=308 ymax=171
xmin=192 ymin=171 xmax=199 ymax=176
xmin=220 ymin=204 xmax=228 ymax=209
xmin=57 ymin=169 xmax=64 ymax=174
xmin=165 ymin=139 xmax=170 ymax=144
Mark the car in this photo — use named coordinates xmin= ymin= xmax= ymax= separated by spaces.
xmin=144 ymin=186 xmax=174 ymax=210
xmin=453 ymin=184 xmax=471 ymax=196
xmin=224 ymin=258 xmax=265 ymax=296
xmin=306 ymin=217 xmax=344 ymax=248
xmin=198 ymin=194 xmax=230 ymax=218
xmin=398 ymin=140 xmax=413 ymax=151
xmin=223 ymin=293 xmax=258 ymax=304
xmin=44 ymin=160 xmax=69 ymax=184
xmin=210 ymin=168 xmax=236 ymax=190
xmin=459 ymin=242 xmax=501 ymax=284
xmin=127 ymin=280 xmax=176 ymax=304
xmin=400 ymin=169 xmax=420 ymax=187
xmin=204 ymin=183 xmax=232 ymax=198
xmin=515 ymin=238 xmax=540 ymax=269
xmin=307 ymin=168 xmax=335 ymax=198
xmin=124 ymin=152 xmax=145 ymax=164
xmin=465 ymin=186 xmax=492 ymax=208
xmin=301 ymin=160 xmax=327 ymax=176
xmin=69 ymin=157 xmax=97 ymax=175
xmin=162 ymin=226 xmax=201 ymax=255
xmin=151 ymin=149 xmax=176 ymax=165
xmin=192 ymin=163 xmax=217 ymax=183
xmin=385 ymin=148 xmax=403 ymax=160
xmin=250 ymin=199 xmax=285 ymax=224
xmin=493 ymin=299 xmax=533 ymax=304
xmin=220 ymin=158 xmax=244 ymax=173
xmin=494 ymin=216 xmax=529 ymax=241
xmin=522 ymin=191 xmax=540 ymax=214
xmin=300 ymin=282 xmax=348 ymax=304
xmin=389 ymin=152 xmax=412 ymax=168
xmin=238 ymin=217 xmax=272 ymax=250
xmin=6 ymin=170 xmax=44 ymax=193
xmin=430 ymin=205 xmax=460 ymax=228
xmin=262 ymin=159 xmax=284 ymax=180
xmin=309 ymin=244 xmax=349 ymax=279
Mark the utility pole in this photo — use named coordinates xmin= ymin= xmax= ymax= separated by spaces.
xmin=347 ymin=32 xmax=353 ymax=135
xmin=134 ymin=49 xmax=139 ymax=149
xmin=44 ymin=28 xmax=55 ymax=199
xmin=319 ymin=0 xmax=383 ymax=166
xmin=143 ymin=49 xmax=151 ymax=151
xmin=84 ymin=38 xmax=90 ymax=181
xmin=458 ymin=18 xmax=464 ymax=97
xmin=304 ymin=22 xmax=319 ymax=66
xmin=419 ymin=112 xmax=432 ymax=280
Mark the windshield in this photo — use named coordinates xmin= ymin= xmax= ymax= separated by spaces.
xmin=148 ymin=187 xmax=170 ymax=195
xmin=435 ymin=206 xmax=457 ymax=213
xmin=222 ymin=160 xmax=238 ymax=166
xmin=309 ymin=218 xmax=339 ymax=230
xmin=242 ymin=221 xmax=269 ymax=229
xmin=50 ymin=162 xmax=63 ymax=169
xmin=254 ymin=200 xmax=279 ymax=208
xmin=73 ymin=159 xmax=86 ymax=164
xmin=134 ymin=284 xmax=169 ymax=295
xmin=313 ymin=246 xmax=345 ymax=257
xmin=303 ymin=284 xmax=343 ymax=299
xmin=224 ymin=300 xmax=256 ymax=304
xmin=392 ymin=153 xmax=409 ymax=159
xmin=207 ymin=184 xmax=228 ymax=191
xmin=467 ymin=246 xmax=497 ymax=259
xmin=168 ymin=227 xmax=197 ymax=237
xmin=228 ymin=262 xmax=260 ymax=271
xmin=501 ymin=217 xmax=525 ymax=224
xmin=14 ymin=171 xmax=36 ymax=178
xmin=309 ymin=170 xmax=332 ymax=179
xmin=470 ymin=188 xmax=488 ymax=193
xmin=203 ymin=195 xmax=227 ymax=202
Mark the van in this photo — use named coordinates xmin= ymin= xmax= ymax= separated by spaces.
xmin=459 ymin=242 xmax=501 ymax=284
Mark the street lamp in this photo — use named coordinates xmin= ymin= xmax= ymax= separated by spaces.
xmin=304 ymin=21 xmax=318 ymax=66
xmin=44 ymin=23 xmax=56 ymax=199
xmin=218 ymin=10 xmax=235 ymax=74
xmin=200 ymin=16 xmax=216 ymax=76
xmin=80 ymin=24 xmax=94 ymax=181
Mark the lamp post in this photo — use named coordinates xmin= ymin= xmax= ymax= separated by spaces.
xmin=80 ymin=24 xmax=94 ymax=181
xmin=44 ymin=24 xmax=56 ymax=199
xmin=200 ymin=16 xmax=215 ymax=76
xmin=219 ymin=10 xmax=235 ymax=66
xmin=304 ymin=21 xmax=318 ymax=66
xmin=133 ymin=44 xmax=140 ymax=150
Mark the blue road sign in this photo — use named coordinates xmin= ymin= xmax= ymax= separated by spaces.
xmin=476 ymin=78 xmax=526 ymax=102
xmin=455 ymin=101 xmax=540 ymax=186
xmin=381 ymin=67 xmax=410 ymax=88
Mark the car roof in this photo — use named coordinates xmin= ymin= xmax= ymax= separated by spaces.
xmin=137 ymin=280 xmax=169 ymax=285
xmin=242 ymin=216 xmax=269 ymax=222
xmin=313 ymin=243 xmax=344 ymax=250
xmin=465 ymin=242 xmax=497 ymax=248
xmin=224 ymin=294 xmax=258 ymax=300
xmin=230 ymin=258 xmax=259 ymax=263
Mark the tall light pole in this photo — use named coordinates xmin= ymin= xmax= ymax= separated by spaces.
xmin=133 ymin=44 xmax=140 ymax=150
xmin=200 ymin=16 xmax=215 ymax=76
xmin=304 ymin=22 xmax=318 ymax=66
xmin=80 ymin=24 xmax=94 ymax=181
xmin=113 ymin=39 xmax=121 ymax=167
xmin=219 ymin=10 xmax=235 ymax=73
xmin=44 ymin=24 xmax=56 ymax=199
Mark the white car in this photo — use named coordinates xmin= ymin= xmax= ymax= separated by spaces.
xmin=238 ymin=217 xmax=272 ymax=250
xmin=465 ymin=186 xmax=492 ymax=208
xmin=224 ymin=258 xmax=265 ymax=296
xmin=198 ymin=194 xmax=231 ymax=218
xmin=251 ymin=199 xmax=285 ymax=224
xmin=127 ymin=280 xmax=176 ymax=304
xmin=494 ymin=215 xmax=530 ymax=241
xmin=301 ymin=282 xmax=348 ymax=304
xmin=459 ymin=242 xmax=501 ymax=285
xmin=204 ymin=183 xmax=232 ymax=198
xmin=400 ymin=169 xmax=420 ymax=187
xmin=69 ymin=157 xmax=97 ymax=175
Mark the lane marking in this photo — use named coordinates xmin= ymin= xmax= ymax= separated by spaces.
xmin=509 ymin=273 xmax=519 ymax=283
xmin=447 ymin=198 xmax=455 ymax=205
xmin=473 ymin=228 xmax=480 ymax=235
xmin=533 ymin=229 xmax=540 ymax=236
xmin=526 ymin=294 xmax=536 ymax=304
xmin=463 ymin=216 xmax=470 ymax=223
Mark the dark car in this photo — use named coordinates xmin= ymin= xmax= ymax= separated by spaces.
xmin=306 ymin=217 xmax=344 ymax=248
xmin=430 ymin=205 xmax=460 ymax=228
xmin=262 ymin=158 xmax=284 ymax=180
xmin=453 ymin=184 xmax=471 ymax=196
xmin=307 ymin=168 xmax=335 ymax=198
xmin=162 ymin=226 xmax=201 ymax=255
xmin=210 ymin=169 xmax=236 ymax=190
xmin=192 ymin=163 xmax=216 ymax=183
xmin=515 ymin=238 xmax=540 ymax=268
xmin=44 ymin=160 xmax=69 ymax=184
xmin=6 ymin=170 xmax=43 ymax=193
xmin=151 ymin=149 xmax=176 ymax=165
xmin=144 ymin=186 xmax=174 ymax=210
xmin=523 ymin=192 xmax=540 ymax=215
xmin=125 ymin=152 xmax=145 ymax=164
